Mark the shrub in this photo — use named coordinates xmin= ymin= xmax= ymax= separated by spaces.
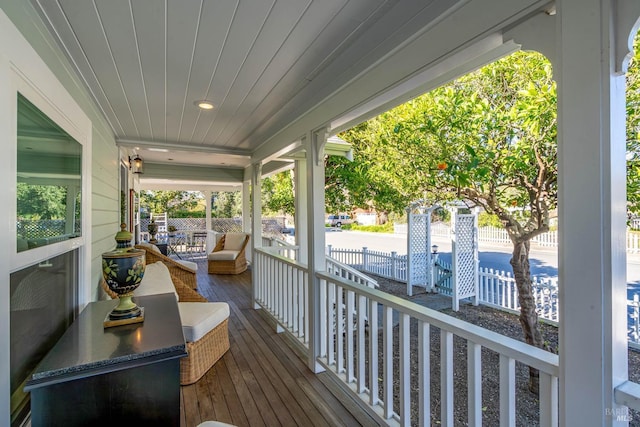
xmin=349 ymin=223 xmax=394 ymax=233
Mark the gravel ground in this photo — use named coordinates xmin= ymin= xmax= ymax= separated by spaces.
xmin=370 ymin=274 xmax=640 ymax=426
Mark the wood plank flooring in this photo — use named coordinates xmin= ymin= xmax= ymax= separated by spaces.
xmin=180 ymin=259 xmax=380 ymax=427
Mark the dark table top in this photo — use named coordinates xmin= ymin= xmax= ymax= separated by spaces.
xmin=25 ymin=293 xmax=186 ymax=390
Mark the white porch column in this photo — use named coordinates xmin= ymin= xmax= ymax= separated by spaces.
xmin=305 ymin=128 xmax=327 ymax=373
xmin=242 ymin=178 xmax=251 ymax=233
xmin=242 ymin=175 xmax=252 ymax=263
xmin=294 ymin=158 xmax=308 ymax=264
xmin=204 ymin=190 xmax=212 ymax=231
xmin=250 ymin=163 xmax=262 ymax=309
xmin=558 ymin=1 xmax=628 ymax=424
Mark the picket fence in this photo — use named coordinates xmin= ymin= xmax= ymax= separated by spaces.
xmin=327 ymin=245 xmax=640 ymax=346
xmin=395 ymin=223 xmax=640 ymax=252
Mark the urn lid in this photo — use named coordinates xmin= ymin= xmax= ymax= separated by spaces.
xmin=115 ymin=223 xmax=131 ymax=243
xmin=105 ymin=223 xmax=142 ymax=253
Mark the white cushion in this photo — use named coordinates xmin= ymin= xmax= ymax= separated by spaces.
xmin=138 ymin=241 xmax=161 ymax=254
xmin=223 ymin=233 xmax=246 ymax=251
xmin=208 ymin=250 xmax=239 ymax=261
xmin=135 ymin=262 xmax=178 ymax=301
xmin=177 ymin=259 xmax=198 ymax=272
xmin=178 ymin=302 xmax=230 ymax=342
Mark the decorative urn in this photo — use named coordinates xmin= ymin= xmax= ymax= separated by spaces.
xmin=147 ymin=219 xmax=158 ymax=243
xmin=102 ymin=223 xmax=146 ymax=324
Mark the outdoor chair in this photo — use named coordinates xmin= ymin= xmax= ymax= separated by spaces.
xmin=207 ymin=232 xmax=250 ymax=274
xmin=101 ymin=262 xmax=230 ymax=385
xmin=135 ymin=242 xmax=198 ymax=289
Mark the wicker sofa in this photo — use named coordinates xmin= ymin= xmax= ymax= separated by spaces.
xmin=101 ymin=261 xmax=229 ymax=385
xmin=207 ymin=232 xmax=250 ymax=274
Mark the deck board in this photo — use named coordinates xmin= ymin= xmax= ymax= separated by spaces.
xmin=179 ymin=259 xmax=380 ymax=427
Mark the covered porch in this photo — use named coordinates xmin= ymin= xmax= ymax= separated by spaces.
xmin=1 ymin=0 xmax=640 ymax=426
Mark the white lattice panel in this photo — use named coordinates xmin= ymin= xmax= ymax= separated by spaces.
xmin=408 ymin=212 xmax=429 ymax=287
xmin=452 ymin=211 xmax=479 ymax=310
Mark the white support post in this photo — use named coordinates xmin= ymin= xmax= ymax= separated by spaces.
xmin=305 ymin=128 xmax=327 ymax=373
xmin=204 ymin=190 xmax=212 ymax=232
xmin=406 ymin=207 xmax=413 ymax=295
xmin=558 ymin=1 xmax=629 ymax=425
xmin=294 ymin=159 xmax=308 ymax=264
xmin=250 ymin=163 xmax=262 ymax=310
xmin=472 ymin=207 xmax=479 ymax=306
xmin=241 ymin=179 xmax=251 ymax=263
xmin=451 ymin=209 xmax=459 ymax=312
xmin=242 ymin=180 xmax=250 ymax=233
xmin=426 ymin=210 xmax=432 ymax=292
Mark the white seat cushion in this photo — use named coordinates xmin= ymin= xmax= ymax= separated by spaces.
xmin=135 ymin=262 xmax=178 ymax=301
xmin=208 ymin=250 xmax=239 ymax=261
xmin=177 ymin=259 xmax=198 ymax=271
xmin=223 ymin=233 xmax=246 ymax=251
xmin=138 ymin=241 xmax=161 ymax=253
xmin=178 ymin=302 xmax=230 ymax=342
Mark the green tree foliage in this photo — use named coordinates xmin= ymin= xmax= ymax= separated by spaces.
xmin=211 ymin=191 xmax=241 ymax=218
xmin=16 ymin=183 xmax=67 ymax=219
xmin=326 ymin=136 xmax=409 ymax=221
xmin=140 ymin=190 xmax=202 ymax=217
xmin=627 ymin=34 xmax=640 ymax=215
xmin=342 ymin=51 xmax=556 ymax=392
xmin=262 ymin=171 xmax=295 ymax=216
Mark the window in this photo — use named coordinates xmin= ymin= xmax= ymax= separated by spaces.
xmin=16 ymin=94 xmax=82 ymax=252
xmin=10 ymin=250 xmax=78 ymax=424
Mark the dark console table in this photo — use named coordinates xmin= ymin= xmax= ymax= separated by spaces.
xmin=25 ymin=293 xmax=186 ymax=426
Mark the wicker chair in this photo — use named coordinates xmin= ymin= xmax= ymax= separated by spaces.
xmin=135 ymin=243 xmax=198 ymax=289
xmin=101 ymin=263 xmax=230 ymax=385
xmin=207 ymin=232 xmax=250 ymax=274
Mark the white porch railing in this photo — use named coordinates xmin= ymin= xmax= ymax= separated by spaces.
xmin=326 ymin=256 xmax=378 ymax=288
xmin=327 ymin=245 xmax=640 ymax=347
xmin=261 ymin=236 xmax=299 ymax=260
xmin=254 ymin=247 xmax=309 ymax=344
xmin=253 ymin=248 xmax=560 ymax=426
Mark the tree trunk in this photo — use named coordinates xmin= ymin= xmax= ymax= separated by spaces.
xmin=509 ymin=239 xmax=545 ymax=394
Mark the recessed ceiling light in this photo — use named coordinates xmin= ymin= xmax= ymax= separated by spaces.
xmin=195 ymin=100 xmax=215 ymax=110
xmin=148 ymin=148 xmax=169 ymax=152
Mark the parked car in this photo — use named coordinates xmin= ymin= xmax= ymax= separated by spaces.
xmin=325 ymin=214 xmax=354 ymax=227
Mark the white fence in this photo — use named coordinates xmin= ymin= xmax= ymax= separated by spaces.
xmin=327 ymin=245 xmax=408 ymax=282
xmin=396 ymin=223 xmax=640 ymax=252
xmin=253 ymin=247 xmax=559 ymax=426
xmin=327 ymin=245 xmax=640 ymax=347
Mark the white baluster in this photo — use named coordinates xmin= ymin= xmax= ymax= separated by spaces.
xmin=418 ymin=321 xmax=430 ymax=427
xmin=499 ymin=354 xmax=515 ymax=427
xmin=369 ymin=300 xmax=379 ymax=407
xmin=383 ymin=306 xmax=393 ymax=419
xmin=441 ymin=331 xmax=453 ymax=427
xmin=468 ymin=341 xmax=482 ymax=427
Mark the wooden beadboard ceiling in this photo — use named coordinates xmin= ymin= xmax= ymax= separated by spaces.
xmin=30 ymin=0 xmax=470 ymax=168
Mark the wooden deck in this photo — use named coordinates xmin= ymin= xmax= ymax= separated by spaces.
xmin=180 ymin=259 xmax=379 ymax=427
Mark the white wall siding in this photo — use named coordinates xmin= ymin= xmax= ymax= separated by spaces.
xmin=0 ymin=4 xmax=119 ymax=423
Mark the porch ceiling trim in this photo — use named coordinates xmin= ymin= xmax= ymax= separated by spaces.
xmin=141 ymin=162 xmax=244 ymax=183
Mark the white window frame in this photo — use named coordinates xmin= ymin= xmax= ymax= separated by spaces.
xmin=0 ymin=10 xmax=92 ymax=425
